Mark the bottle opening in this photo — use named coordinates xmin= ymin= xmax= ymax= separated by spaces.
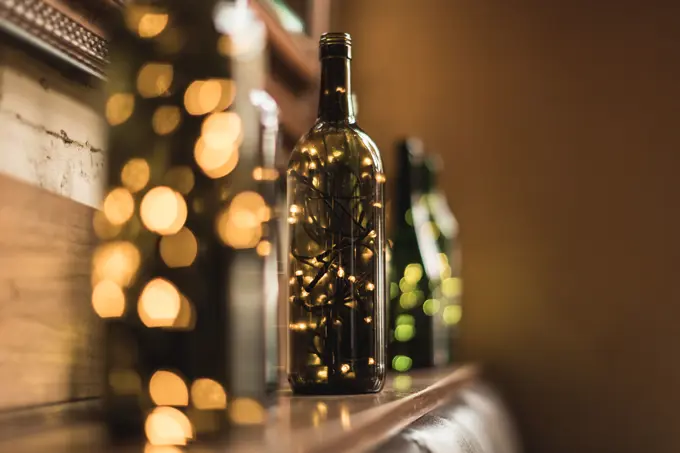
xmin=319 ymin=32 xmax=352 ymax=59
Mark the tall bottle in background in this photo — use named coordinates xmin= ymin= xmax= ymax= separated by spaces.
xmin=97 ymin=0 xmax=276 ymax=446
xmin=286 ymin=33 xmax=386 ymax=394
xmin=388 ymin=138 xmax=447 ymax=370
xmin=424 ymin=155 xmax=462 ymax=350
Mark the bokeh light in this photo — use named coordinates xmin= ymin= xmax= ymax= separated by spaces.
xmin=193 ymin=137 xmax=239 ymax=179
xmin=125 ymin=6 xmax=169 ymax=38
xmin=103 ymin=187 xmax=135 ymax=226
xmin=93 ymin=210 xmax=121 ymax=240
xmin=160 ymin=227 xmax=198 ymax=268
xmin=121 ymin=158 xmax=151 ymax=193
xmin=442 ymin=277 xmax=462 ymax=298
xmin=404 ymin=263 xmax=423 ymax=284
xmin=145 ymin=406 xmax=193 ymax=446
xmin=152 ymin=105 xmax=181 ymax=135
xmin=216 ymin=191 xmax=266 ymax=249
xmin=201 ymin=112 xmax=242 ymax=149
xmin=92 ymin=241 xmax=141 ymax=287
xmin=191 ymin=378 xmax=227 ymax=410
xmin=422 ymin=298 xmax=440 ymax=316
xmin=394 ymin=324 xmax=415 ymax=342
xmin=256 ymin=240 xmax=271 ymax=256
xmin=150 ymin=370 xmax=189 ymax=406
xmin=393 ymin=375 xmax=413 ymax=392
xmin=229 ymin=398 xmax=265 ymax=425
xmin=172 ymin=295 xmax=195 ymax=330
xmin=106 ymin=93 xmax=135 ymax=126
xmin=184 ymin=79 xmax=236 ymax=115
xmin=443 ymin=305 xmax=462 ymax=325
xmin=392 ymin=355 xmax=413 ymax=372
xmin=92 ymin=280 xmax=125 ymax=318
xmin=138 ymin=278 xmax=181 ymax=327
xmin=137 ymin=63 xmax=173 ymax=98
xmin=140 ymin=187 xmax=187 ymax=235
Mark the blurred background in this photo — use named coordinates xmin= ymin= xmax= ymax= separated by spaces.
xmin=338 ymin=2 xmax=680 ymax=452
xmin=0 ymin=1 xmax=679 ymax=452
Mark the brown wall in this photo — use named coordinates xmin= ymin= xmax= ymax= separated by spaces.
xmin=335 ymin=2 xmax=680 ymax=452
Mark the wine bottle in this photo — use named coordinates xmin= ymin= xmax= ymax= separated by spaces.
xmin=286 ymin=33 xmax=386 ymax=394
xmin=423 ymin=155 xmax=463 ymax=349
xmin=97 ymin=0 xmax=275 ymax=446
xmin=388 ymin=138 xmax=447 ymax=370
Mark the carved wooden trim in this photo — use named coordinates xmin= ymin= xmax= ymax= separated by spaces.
xmin=0 ymin=0 xmax=109 ymax=77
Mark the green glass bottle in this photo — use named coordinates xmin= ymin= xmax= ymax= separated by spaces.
xmin=423 ymin=155 xmax=463 ymax=353
xmin=388 ymin=138 xmax=448 ymax=370
xmin=286 ymin=33 xmax=386 ymax=394
xmin=98 ymin=0 xmax=276 ymax=446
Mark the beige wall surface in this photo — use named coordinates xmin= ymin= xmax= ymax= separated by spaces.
xmin=335 ymin=2 xmax=680 ymax=452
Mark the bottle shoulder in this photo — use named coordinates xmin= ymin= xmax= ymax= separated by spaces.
xmin=289 ymin=121 xmax=383 ymax=171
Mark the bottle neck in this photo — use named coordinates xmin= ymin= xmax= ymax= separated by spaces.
xmin=395 ymin=146 xmax=421 ymax=220
xmin=318 ymin=57 xmax=355 ymax=123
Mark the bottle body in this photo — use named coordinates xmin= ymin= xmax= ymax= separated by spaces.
xmin=286 ymin=123 xmax=386 ymax=394
xmin=388 ymin=139 xmax=448 ymax=370
xmin=99 ymin=0 xmax=275 ymax=445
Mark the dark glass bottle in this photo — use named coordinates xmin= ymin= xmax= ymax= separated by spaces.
xmin=388 ymin=138 xmax=447 ymax=370
xmin=97 ymin=0 xmax=275 ymax=446
xmin=286 ymin=33 xmax=386 ymax=394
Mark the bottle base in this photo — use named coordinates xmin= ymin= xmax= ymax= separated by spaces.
xmin=289 ymin=376 xmax=384 ymax=395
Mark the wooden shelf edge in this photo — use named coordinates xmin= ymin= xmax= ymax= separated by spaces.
xmin=307 ymin=365 xmax=481 ymax=453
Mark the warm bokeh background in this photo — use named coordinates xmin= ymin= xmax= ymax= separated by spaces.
xmin=335 ymin=1 xmax=680 ymax=452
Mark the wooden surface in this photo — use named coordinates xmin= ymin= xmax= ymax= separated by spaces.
xmin=0 ymin=366 xmax=478 ymax=453
xmin=0 ymin=173 xmax=101 ymax=410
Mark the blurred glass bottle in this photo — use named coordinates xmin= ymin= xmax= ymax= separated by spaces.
xmin=388 ymin=138 xmax=448 ymax=370
xmin=286 ymin=33 xmax=386 ymax=394
xmin=421 ymin=155 xmax=462 ymax=363
xmin=97 ymin=0 xmax=277 ymax=446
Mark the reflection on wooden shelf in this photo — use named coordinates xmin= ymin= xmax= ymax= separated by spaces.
xmin=0 ymin=366 xmax=479 ymax=453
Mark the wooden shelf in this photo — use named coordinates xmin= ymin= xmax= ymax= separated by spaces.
xmin=0 ymin=366 xmax=479 ymax=453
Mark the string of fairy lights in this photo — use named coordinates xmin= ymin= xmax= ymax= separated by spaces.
xmin=287 ymin=133 xmax=385 ymax=383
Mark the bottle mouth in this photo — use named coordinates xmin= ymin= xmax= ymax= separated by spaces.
xmin=320 ymin=32 xmax=352 ymax=46
xmin=319 ymin=32 xmax=352 ymax=59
